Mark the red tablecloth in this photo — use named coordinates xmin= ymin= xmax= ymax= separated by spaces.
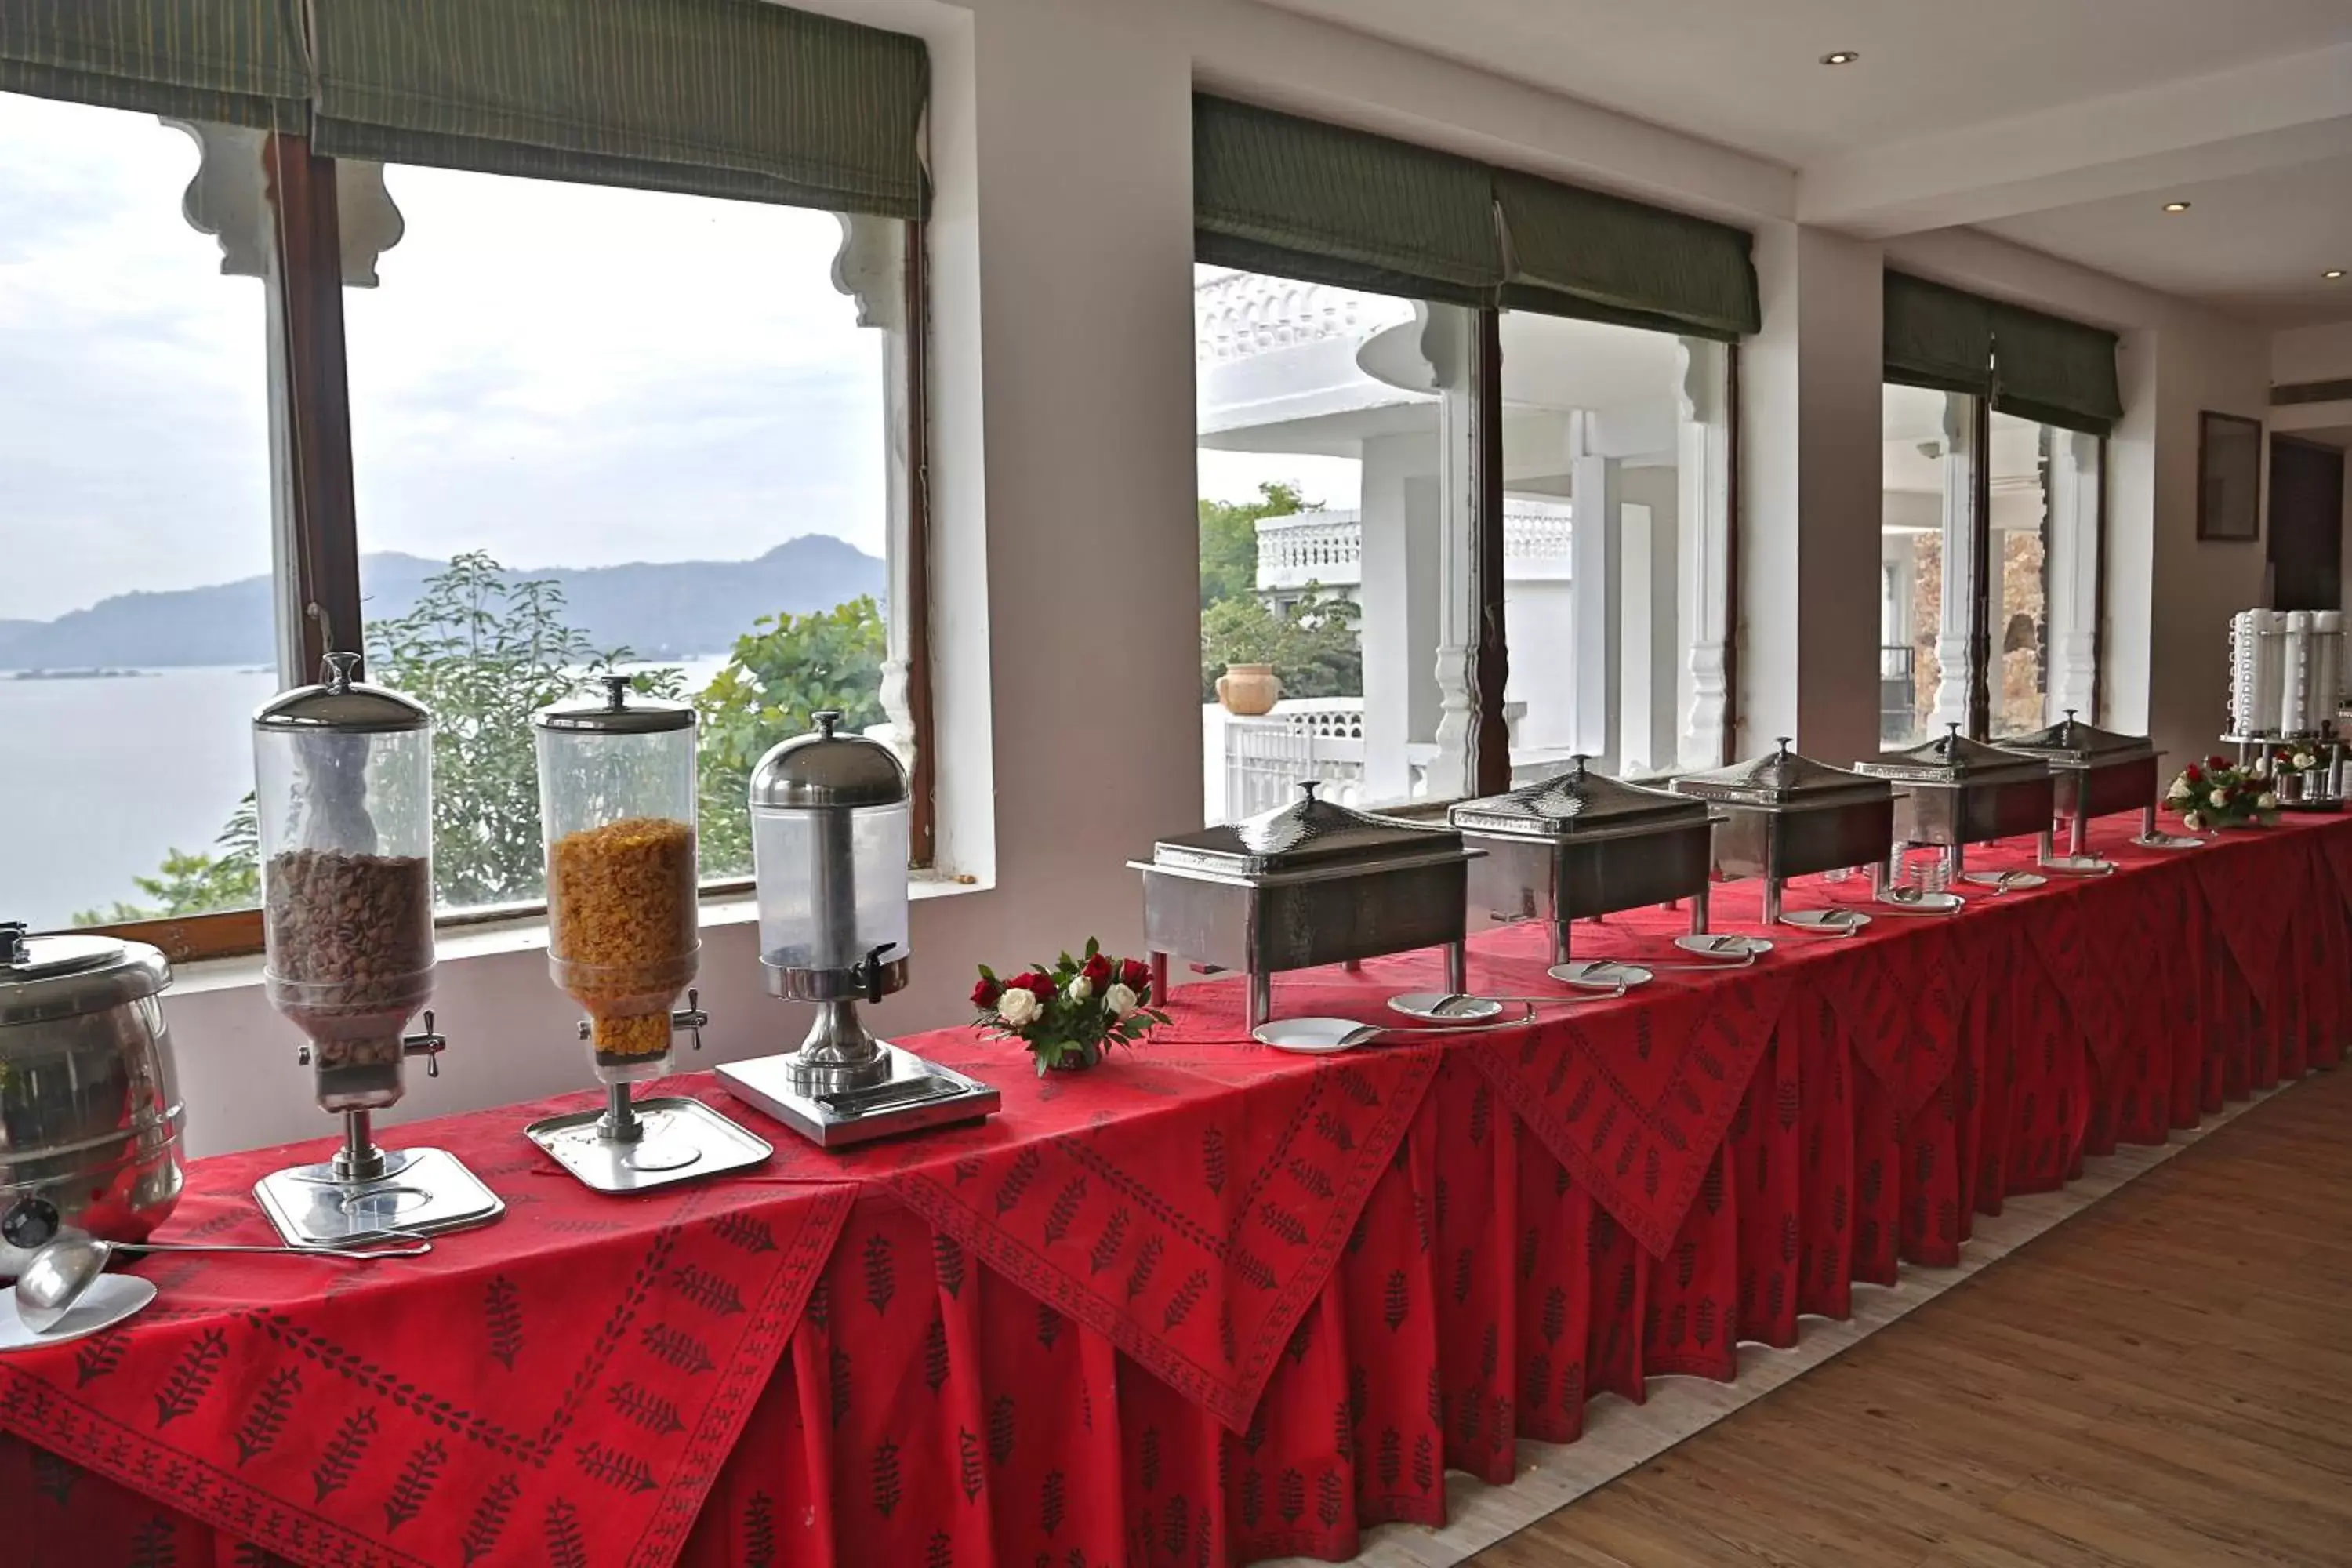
xmin=6 ymin=812 xmax=2348 ymax=1567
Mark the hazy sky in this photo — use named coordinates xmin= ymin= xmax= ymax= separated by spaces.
xmin=1 ymin=91 xmax=888 ymax=623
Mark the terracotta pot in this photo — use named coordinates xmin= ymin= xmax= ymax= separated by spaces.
xmin=1215 ymin=662 xmax=1282 ymax=717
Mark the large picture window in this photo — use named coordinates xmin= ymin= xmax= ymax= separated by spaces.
xmin=5 ymin=89 xmax=931 ymax=953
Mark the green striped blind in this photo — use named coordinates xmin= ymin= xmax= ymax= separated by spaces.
xmin=0 ymin=0 xmax=307 ymax=129
xmin=1494 ymin=169 xmax=1759 ymax=340
xmin=1193 ymin=94 xmax=1503 ymax=304
xmin=308 ymin=0 xmax=928 ymax=217
xmin=1990 ymin=300 xmax=2122 ymax=437
xmin=1883 ymin=272 xmax=1994 ymax=395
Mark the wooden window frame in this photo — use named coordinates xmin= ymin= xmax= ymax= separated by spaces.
xmin=56 ymin=133 xmax=936 ymax=963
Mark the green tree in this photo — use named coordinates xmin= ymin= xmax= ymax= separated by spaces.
xmin=1199 ymin=481 xmax=1311 ymax=608
xmin=1200 ymin=585 xmax=1362 ymax=702
xmin=72 ymin=796 xmax=260 ymax=924
xmin=90 ymin=556 xmax=888 ymax=921
xmin=694 ymin=597 xmax=887 ymax=876
xmin=367 ymin=551 xmax=666 ymax=909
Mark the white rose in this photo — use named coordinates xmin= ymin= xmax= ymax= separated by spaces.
xmin=2168 ymin=776 xmax=2194 ymax=801
xmin=2258 ymin=792 xmax=2279 ymax=811
xmin=2181 ymin=810 xmax=2204 ymax=831
xmin=2209 ymin=788 xmax=2230 ymax=808
xmin=2296 ymin=753 xmax=2317 ymax=771
xmin=1068 ymin=974 xmax=1094 ymax=1004
xmin=2253 ymin=756 xmax=2271 ymax=779
xmin=1104 ymin=982 xmax=1139 ymax=1017
xmin=997 ymin=987 xmax=1041 ymax=1027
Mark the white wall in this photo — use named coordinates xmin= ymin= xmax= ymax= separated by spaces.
xmin=154 ymin=0 xmax=2280 ymax=1160
xmin=2274 ymin=321 xmax=2352 ymax=385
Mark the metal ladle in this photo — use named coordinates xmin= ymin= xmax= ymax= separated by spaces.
xmin=14 ymin=1233 xmax=431 ymax=1334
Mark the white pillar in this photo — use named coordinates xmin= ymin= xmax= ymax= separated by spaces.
xmin=1425 ymin=308 xmax=1479 ymax=800
xmin=1619 ymin=501 xmax=1657 ymax=773
xmin=1570 ymin=411 xmax=1622 ymax=771
xmin=1675 ymin=338 xmax=1733 ymax=769
xmin=830 ymin=215 xmax=920 ymax=777
xmin=2044 ymin=430 xmax=2102 ymax=723
xmin=1359 ymin=434 xmax=1423 ymax=803
xmin=1929 ymin=392 xmax=1978 ymax=732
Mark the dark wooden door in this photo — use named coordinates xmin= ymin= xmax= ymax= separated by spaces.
xmin=2268 ymin=435 xmax=2345 ymax=611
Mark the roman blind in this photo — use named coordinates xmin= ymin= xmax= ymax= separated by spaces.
xmin=307 ymin=0 xmax=929 ymax=216
xmin=1494 ymin=169 xmax=1760 ymax=339
xmin=1882 ymin=271 xmax=1994 ymax=395
xmin=0 ymin=0 xmax=307 ymax=129
xmin=1192 ymin=94 xmax=1503 ymax=304
xmin=1988 ymin=300 xmax=2123 ymax=436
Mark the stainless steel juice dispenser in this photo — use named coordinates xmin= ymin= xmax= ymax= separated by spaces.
xmin=250 ymin=654 xmax=503 ymax=1247
xmin=522 ymin=677 xmax=768 ymax=1189
xmin=716 ymin=711 xmax=996 ymax=1147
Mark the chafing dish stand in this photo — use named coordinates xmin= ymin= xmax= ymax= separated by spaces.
xmin=1854 ymin=723 xmax=2057 ymax=888
xmin=1134 ymin=782 xmax=1478 ymax=1030
xmin=1671 ymin=739 xmax=1896 ymax=926
xmin=1449 ymin=757 xmax=1716 ymax=964
xmin=1990 ymin=710 xmax=2159 ymax=862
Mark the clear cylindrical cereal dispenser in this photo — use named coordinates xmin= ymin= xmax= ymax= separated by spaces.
xmin=522 ymin=677 xmax=768 ymax=1191
xmin=250 ymin=653 xmax=503 ymax=1247
xmin=713 ymin=712 xmax=996 ymax=1147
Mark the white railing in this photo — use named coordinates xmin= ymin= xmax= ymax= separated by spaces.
xmin=1194 ymin=271 xmax=1416 ymax=365
xmin=1254 ymin=501 xmax=1576 ymax=593
xmin=1201 ymin=699 xmax=1532 ymax=822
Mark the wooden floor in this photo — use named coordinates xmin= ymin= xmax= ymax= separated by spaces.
xmin=1468 ymin=1065 xmax=2352 ymax=1568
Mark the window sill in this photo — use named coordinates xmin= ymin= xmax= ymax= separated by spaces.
xmin=166 ymin=870 xmax=990 ymax=999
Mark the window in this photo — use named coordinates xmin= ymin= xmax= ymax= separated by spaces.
xmin=0 ymin=95 xmax=270 ymax=937
xmin=1195 ymin=267 xmax=1478 ymax=822
xmin=1878 ymin=385 xmax=2103 ymax=746
xmin=1498 ymin=312 xmax=1733 ymax=780
xmin=344 ymin=164 xmax=900 ymax=913
xmin=7 ymin=103 xmax=930 ymax=953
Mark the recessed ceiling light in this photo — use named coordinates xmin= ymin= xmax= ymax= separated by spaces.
xmin=2162 ymin=201 xmax=2191 ymax=212
xmin=1820 ymin=49 xmax=1860 ymax=65
xmin=2328 ymin=269 xmax=2347 ymax=281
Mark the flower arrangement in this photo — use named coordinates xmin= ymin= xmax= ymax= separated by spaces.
xmin=971 ymin=938 xmax=1169 ymax=1075
xmin=2166 ymin=753 xmax=2281 ymax=831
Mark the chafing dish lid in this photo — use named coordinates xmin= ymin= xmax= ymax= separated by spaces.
xmin=1991 ymin=710 xmax=2155 ymax=767
xmin=1 ymin=924 xmax=171 ymax=1029
xmin=1855 ymin=723 xmax=2054 ymax=786
xmin=1448 ymin=755 xmax=1708 ymax=837
xmin=1669 ymin=738 xmax=1892 ymax=808
xmin=1150 ymin=782 xmax=1461 ymax=875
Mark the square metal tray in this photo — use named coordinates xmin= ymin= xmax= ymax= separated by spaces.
xmin=522 ymin=1096 xmax=772 ymax=1193
xmin=717 ymin=1044 xmax=1000 ymax=1149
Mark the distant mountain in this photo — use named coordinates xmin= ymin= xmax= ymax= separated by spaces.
xmin=0 ymin=538 xmax=885 ymax=670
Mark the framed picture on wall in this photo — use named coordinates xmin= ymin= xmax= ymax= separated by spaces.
xmin=2197 ymin=410 xmax=2263 ymax=542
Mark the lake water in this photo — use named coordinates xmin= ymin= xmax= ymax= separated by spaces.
xmin=1 ymin=659 xmax=728 ymax=931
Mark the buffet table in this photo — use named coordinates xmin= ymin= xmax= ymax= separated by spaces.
xmin=5 ymin=813 xmax=2349 ymax=1568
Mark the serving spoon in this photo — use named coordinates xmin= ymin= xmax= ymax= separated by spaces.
xmin=15 ymin=1233 xmax=432 ymax=1334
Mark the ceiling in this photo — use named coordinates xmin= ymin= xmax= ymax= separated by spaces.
xmin=1256 ymin=0 xmax=2352 ymax=326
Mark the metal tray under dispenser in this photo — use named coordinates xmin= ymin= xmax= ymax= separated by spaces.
xmin=717 ymin=1050 xmax=999 ymax=1149
xmin=522 ymin=1094 xmax=772 ymax=1193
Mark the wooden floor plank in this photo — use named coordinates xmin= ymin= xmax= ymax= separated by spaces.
xmin=1467 ymin=1067 xmax=2352 ymax=1567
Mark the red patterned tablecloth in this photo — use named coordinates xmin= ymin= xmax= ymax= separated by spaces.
xmin=5 ymin=811 xmax=2348 ymax=1567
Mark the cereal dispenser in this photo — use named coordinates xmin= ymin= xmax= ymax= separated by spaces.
xmin=716 ymin=711 xmax=996 ymax=1147
xmin=521 ymin=677 xmax=768 ymax=1189
xmin=251 ymin=653 xmax=503 ymax=1246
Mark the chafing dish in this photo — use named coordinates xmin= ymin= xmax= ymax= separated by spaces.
xmin=1854 ymin=723 xmax=2056 ymax=885
xmin=1669 ymin=739 xmax=1896 ymax=925
xmin=0 ymin=924 xmax=184 ymax=1280
xmin=1989 ymin=710 xmax=2158 ymax=860
xmin=1132 ymin=782 xmax=1477 ymax=1029
xmin=1448 ymin=756 xmax=1717 ymax=964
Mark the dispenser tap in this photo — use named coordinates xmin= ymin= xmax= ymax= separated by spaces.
xmin=670 ymin=989 xmax=708 ymax=1051
xmin=402 ymin=1010 xmax=446 ymax=1078
xmin=854 ymin=944 xmax=898 ymax=1004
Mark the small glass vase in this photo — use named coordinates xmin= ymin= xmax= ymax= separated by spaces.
xmin=1039 ymin=1039 xmax=1102 ymax=1074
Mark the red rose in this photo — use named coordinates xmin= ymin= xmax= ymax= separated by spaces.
xmin=971 ymin=976 xmax=1002 ymax=1010
xmin=1019 ymin=971 xmax=1057 ymax=1003
xmin=2206 ymin=755 xmax=2228 ymax=771
xmin=1119 ymin=957 xmax=1151 ymax=993
xmin=2183 ymin=764 xmax=2202 ymax=785
xmin=1081 ymin=953 xmax=1113 ymax=989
